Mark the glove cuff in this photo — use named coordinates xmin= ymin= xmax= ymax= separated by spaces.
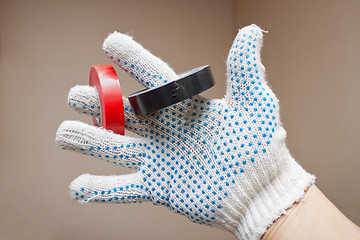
xmin=223 ymin=158 xmax=315 ymax=240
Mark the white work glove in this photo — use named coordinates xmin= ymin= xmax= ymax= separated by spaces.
xmin=56 ymin=24 xmax=315 ymax=240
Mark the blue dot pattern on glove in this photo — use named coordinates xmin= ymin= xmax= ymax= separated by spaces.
xmin=57 ymin=25 xmax=314 ymax=240
xmin=62 ymin=25 xmax=277 ymax=226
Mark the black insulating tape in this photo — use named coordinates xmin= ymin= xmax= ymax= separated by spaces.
xmin=128 ymin=65 xmax=215 ymax=115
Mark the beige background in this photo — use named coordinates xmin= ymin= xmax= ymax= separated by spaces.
xmin=0 ymin=0 xmax=359 ymax=239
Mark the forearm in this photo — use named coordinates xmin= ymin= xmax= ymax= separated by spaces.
xmin=262 ymin=185 xmax=360 ymax=240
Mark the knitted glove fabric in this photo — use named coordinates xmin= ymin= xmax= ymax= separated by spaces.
xmin=56 ymin=24 xmax=315 ymax=239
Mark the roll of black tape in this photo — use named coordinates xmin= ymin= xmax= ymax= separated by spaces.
xmin=128 ymin=65 xmax=215 ymax=115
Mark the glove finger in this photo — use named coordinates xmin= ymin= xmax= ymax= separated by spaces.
xmin=66 ymin=85 xmax=153 ymax=135
xmin=70 ymin=172 xmax=150 ymax=203
xmin=103 ymin=32 xmax=178 ymax=88
xmin=68 ymin=85 xmax=101 ymax=117
xmin=56 ymin=120 xmax=148 ymax=168
xmin=225 ymin=24 xmax=276 ymax=106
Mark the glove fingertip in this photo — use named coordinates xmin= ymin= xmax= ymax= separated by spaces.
xmin=238 ymin=24 xmax=267 ymax=37
xmin=102 ymin=31 xmax=134 ymax=54
xmin=69 ymin=173 xmax=91 ymax=201
xmin=68 ymin=85 xmax=97 ymax=102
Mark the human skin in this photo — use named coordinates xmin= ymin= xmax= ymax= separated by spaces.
xmin=262 ymin=185 xmax=360 ymax=240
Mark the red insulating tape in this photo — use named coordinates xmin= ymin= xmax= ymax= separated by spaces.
xmin=89 ymin=65 xmax=125 ymax=135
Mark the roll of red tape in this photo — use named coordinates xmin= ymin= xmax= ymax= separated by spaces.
xmin=89 ymin=65 xmax=125 ymax=135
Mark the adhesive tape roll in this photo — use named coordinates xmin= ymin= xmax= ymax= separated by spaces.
xmin=128 ymin=65 xmax=215 ymax=115
xmin=89 ymin=65 xmax=125 ymax=135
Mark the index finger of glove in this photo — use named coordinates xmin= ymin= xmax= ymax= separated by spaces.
xmin=103 ymin=32 xmax=178 ymax=88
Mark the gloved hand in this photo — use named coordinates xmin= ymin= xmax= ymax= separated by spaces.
xmin=56 ymin=24 xmax=315 ymax=240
